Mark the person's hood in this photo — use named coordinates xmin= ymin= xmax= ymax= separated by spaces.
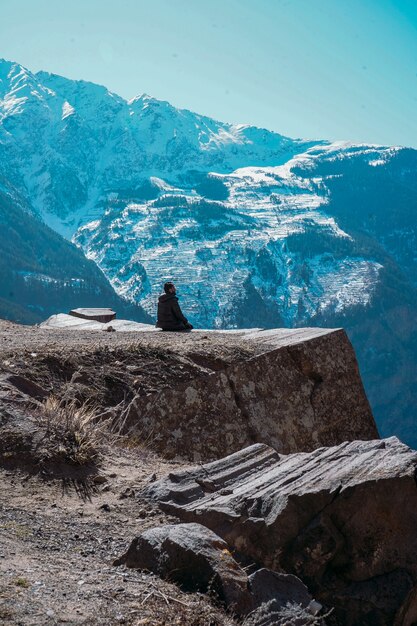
xmin=158 ymin=293 xmax=178 ymax=303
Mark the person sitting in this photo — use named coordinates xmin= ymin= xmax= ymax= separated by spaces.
xmin=156 ymin=282 xmax=193 ymax=331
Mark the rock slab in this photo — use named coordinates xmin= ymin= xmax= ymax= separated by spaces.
xmin=126 ymin=327 xmax=378 ymax=460
xmin=145 ymin=438 xmax=417 ymax=625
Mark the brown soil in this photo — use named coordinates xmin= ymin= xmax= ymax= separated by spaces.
xmin=0 ymin=445 xmax=239 ymax=625
xmin=0 ymin=321 xmax=256 ymax=412
xmin=0 ymin=321 xmax=243 ymax=625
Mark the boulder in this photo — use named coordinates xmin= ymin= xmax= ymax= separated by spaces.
xmin=114 ymin=523 xmax=321 ymax=620
xmin=114 ymin=523 xmax=253 ymax=615
xmin=244 ymin=569 xmax=321 ymax=625
xmin=144 ymin=438 xmax=417 ymax=625
xmin=248 ymin=569 xmax=313 ymax=612
xmin=124 ymin=327 xmax=377 ymax=460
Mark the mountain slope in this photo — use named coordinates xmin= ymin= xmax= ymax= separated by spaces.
xmin=0 ymin=178 xmax=151 ymax=324
xmin=0 ymin=59 xmax=315 ymax=235
xmin=0 ymin=58 xmax=416 ymax=446
xmin=72 ymin=145 xmax=417 ymax=447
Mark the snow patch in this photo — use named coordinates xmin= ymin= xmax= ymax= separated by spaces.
xmin=62 ymin=101 xmax=75 ymax=119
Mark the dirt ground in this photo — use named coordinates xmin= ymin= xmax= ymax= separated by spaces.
xmin=0 ymin=320 xmax=257 ymax=412
xmin=0 ymin=321 xmax=245 ymax=625
xmin=0 ymin=444 xmax=240 ymax=626
xmin=0 ymin=319 xmax=257 ymax=367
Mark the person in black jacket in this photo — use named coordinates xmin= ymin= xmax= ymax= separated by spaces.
xmin=156 ymin=282 xmax=193 ymax=331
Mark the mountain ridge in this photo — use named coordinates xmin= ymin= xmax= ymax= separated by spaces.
xmin=0 ymin=59 xmax=320 ymax=232
xmin=0 ymin=58 xmax=416 ymax=446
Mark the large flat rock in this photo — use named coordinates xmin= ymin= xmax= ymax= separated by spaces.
xmin=0 ymin=322 xmax=377 ymax=461
xmin=145 ymin=438 xmax=417 ymax=625
xmin=41 ymin=313 xmax=160 ymax=332
xmin=124 ymin=327 xmax=377 ymax=460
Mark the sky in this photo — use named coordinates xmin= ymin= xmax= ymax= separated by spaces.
xmin=1 ymin=0 xmax=417 ymax=147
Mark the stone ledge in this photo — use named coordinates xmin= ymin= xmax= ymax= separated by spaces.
xmin=124 ymin=327 xmax=378 ymax=460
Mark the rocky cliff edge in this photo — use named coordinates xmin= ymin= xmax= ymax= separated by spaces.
xmin=0 ymin=321 xmax=377 ymax=462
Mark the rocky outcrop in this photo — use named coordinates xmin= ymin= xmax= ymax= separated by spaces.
xmin=0 ymin=323 xmax=377 ymax=462
xmin=144 ymin=438 xmax=417 ymax=625
xmin=124 ymin=327 xmax=377 ymax=460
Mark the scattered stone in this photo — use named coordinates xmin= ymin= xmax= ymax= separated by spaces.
xmin=92 ymin=475 xmax=108 ymax=485
xmin=114 ymin=523 xmax=253 ymax=615
xmin=308 ymin=600 xmax=323 ymax=616
xmin=70 ymin=370 xmax=90 ymax=385
xmin=5 ymin=374 xmax=48 ymax=400
xmin=248 ymin=569 xmax=312 ymax=612
xmin=118 ymin=487 xmax=135 ymax=499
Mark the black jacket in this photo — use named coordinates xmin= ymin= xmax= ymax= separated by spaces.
xmin=156 ymin=293 xmax=189 ymax=330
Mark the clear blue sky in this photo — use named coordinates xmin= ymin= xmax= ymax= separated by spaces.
xmin=1 ymin=0 xmax=417 ymax=147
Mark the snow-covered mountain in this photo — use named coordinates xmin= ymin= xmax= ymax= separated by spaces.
xmin=1 ymin=59 xmax=416 ymax=447
xmin=74 ymin=147 xmax=390 ymax=329
xmin=0 ymin=59 xmax=315 ymax=235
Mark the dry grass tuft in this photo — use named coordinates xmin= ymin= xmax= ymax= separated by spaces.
xmin=35 ymin=397 xmax=113 ymax=468
xmin=243 ymin=600 xmax=331 ymax=626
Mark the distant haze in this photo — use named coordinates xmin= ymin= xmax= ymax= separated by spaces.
xmin=1 ymin=0 xmax=417 ymax=147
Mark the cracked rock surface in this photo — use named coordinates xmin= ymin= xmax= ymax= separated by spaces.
xmin=123 ymin=326 xmax=378 ymax=461
xmin=145 ymin=439 xmax=417 ymax=625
